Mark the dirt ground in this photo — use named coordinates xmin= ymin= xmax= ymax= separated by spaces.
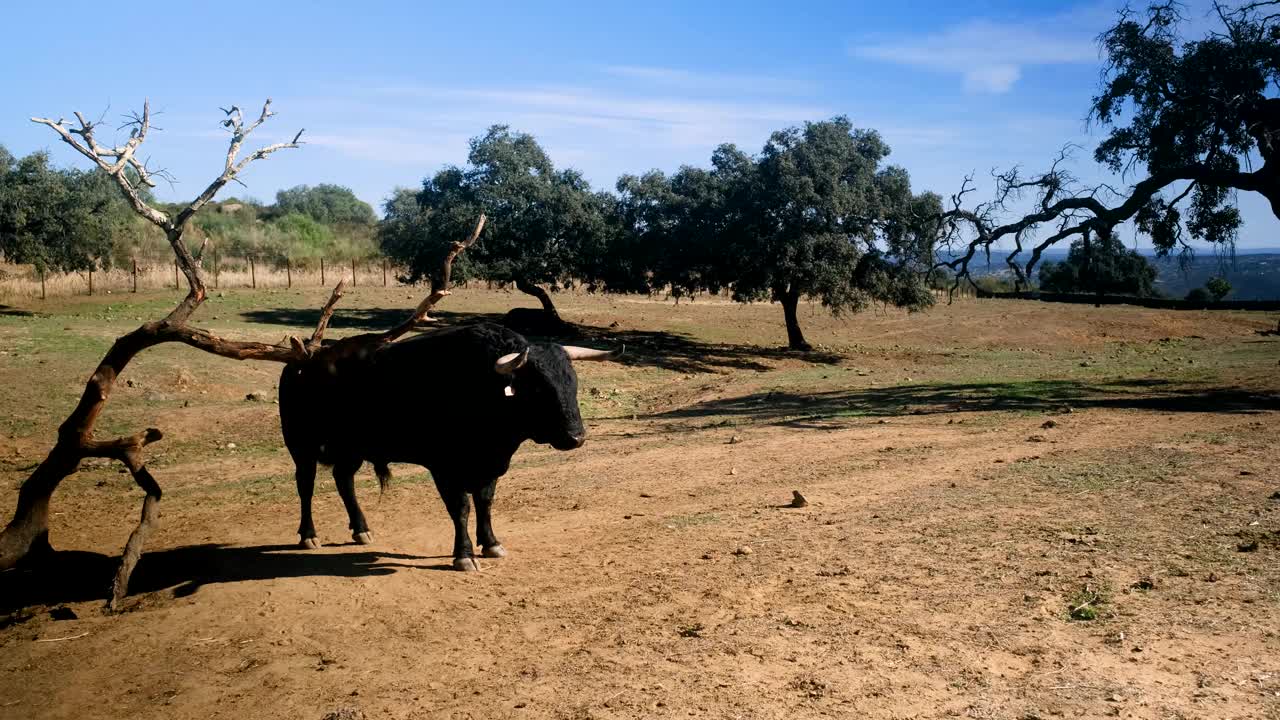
xmin=0 ymin=287 xmax=1278 ymax=719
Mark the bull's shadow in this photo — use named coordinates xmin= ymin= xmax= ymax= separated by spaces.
xmin=0 ymin=543 xmax=446 ymax=612
xmin=240 ymin=306 xmax=840 ymax=374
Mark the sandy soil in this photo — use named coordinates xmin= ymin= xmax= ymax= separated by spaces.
xmin=0 ymin=290 xmax=1277 ymax=720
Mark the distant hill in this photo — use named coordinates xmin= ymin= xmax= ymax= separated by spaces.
xmin=948 ymin=249 xmax=1280 ymax=300
xmin=1147 ymin=253 xmax=1280 ymax=300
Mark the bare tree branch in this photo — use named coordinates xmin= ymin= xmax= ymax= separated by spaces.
xmin=308 ymin=279 xmax=349 ymax=347
xmin=377 ymin=214 xmax=487 ymax=344
xmin=5 ymin=98 xmax=309 ymax=609
xmin=936 ymin=151 xmax=1271 ymax=288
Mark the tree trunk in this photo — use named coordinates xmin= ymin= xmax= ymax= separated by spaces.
xmin=9 ymin=97 xmax=314 ymax=608
xmin=0 ymin=263 xmax=181 ymax=593
xmin=515 ymin=277 xmax=561 ymax=320
xmin=778 ymin=286 xmax=811 ymax=351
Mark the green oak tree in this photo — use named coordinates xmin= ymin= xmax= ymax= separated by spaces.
xmin=676 ymin=118 xmax=940 ymax=350
xmin=405 ymin=125 xmax=605 ymax=320
xmin=1038 ymin=233 xmax=1159 ymax=296
xmin=274 ymin=183 xmax=376 ymax=227
xmin=1206 ymin=276 xmax=1233 ymax=301
xmin=0 ymin=147 xmax=134 ymax=272
xmin=941 ymin=1 xmax=1280 ymax=282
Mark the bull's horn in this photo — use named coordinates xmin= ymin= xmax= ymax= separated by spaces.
xmin=563 ymin=344 xmax=623 ymax=361
xmin=495 ymin=349 xmax=530 ymax=375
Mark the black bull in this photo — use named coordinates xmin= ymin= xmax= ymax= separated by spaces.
xmin=279 ymin=322 xmax=617 ymax=570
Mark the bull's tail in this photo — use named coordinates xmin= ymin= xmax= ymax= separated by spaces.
xmin=374 ymin=461 xmax=392 ymax=496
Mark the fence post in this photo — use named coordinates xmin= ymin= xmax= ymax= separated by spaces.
xmin=88 ymin=268 xmax=93 ymax=296
xmin=213 ymin=247 xmax=219 ymax=290
xmin=250 ymin=256 xmax=256 ymax=289
xmin=173 ymin=260 xmax=179 ymax=290
xmin=40 ymin=269 xmax=46 ymax=300
xmin=382 ymin=259 xmax=387 ymax=287
xmin=351 ymin=258 xmax=357 ymax=287
xmin=320 ymin=258 xmax=325 ymax=286
xmin=286 ymin=259 xmax=292 ymax=289
xmin=131 ymin=258 xmax=138 ymax=293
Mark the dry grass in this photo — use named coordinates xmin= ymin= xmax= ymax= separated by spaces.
xmin=0 ymin=261 xmax=397 ymax=299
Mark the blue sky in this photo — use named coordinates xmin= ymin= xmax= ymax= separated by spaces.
xmin=4 ymin=0 xmax=1277 ymax=249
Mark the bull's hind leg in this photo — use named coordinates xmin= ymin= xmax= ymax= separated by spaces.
xmin=333 ymin=459 xmax=373 ymax=544
xmin=433 ymin=475 xmax=478 ymax=571
xmin=474 ymin=478 xmax=506 ymax=559
xmin=294 ymin=457 xmax=320 ymax=549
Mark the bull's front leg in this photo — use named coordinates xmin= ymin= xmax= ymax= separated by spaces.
xmin=473 ymin=477 xmax=506 ymax=559
xmin=434 ymin=476 xmax=479 ymax=571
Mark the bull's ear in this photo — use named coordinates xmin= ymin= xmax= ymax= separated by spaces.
xmin=562 ymin=344 xmax=623 ymax=362
xmin=495 ymin=349 xmax=530 ymax=375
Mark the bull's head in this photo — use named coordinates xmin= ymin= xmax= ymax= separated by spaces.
xmin=495 ymin=344 xmax=620 ymax=450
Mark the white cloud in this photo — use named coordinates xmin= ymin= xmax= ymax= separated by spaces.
xmin=851 ymin=11 xmax=1105 ymax=94
xmin=303 ymin=130 xmax=471 ymax=167
xmin=602 ymin=65 xmax=817 ymax=95
xmin=347 ymin=83 xmax=836 ymax=170
xmin=963 ymin=64 xmax=1021 ymax=94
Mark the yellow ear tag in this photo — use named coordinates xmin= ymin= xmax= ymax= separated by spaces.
xmin=504 ymin=385 xmax=515 ymax=397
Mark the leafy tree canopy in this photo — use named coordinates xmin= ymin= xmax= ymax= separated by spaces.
xmin=404 ymin=125 xmax=606 ymax=315
xmin=1205 ymin=275 xmax=1233 ymax=300
xmin=1092 ymin=0 xmax=1280 ymax=251
xmin=274 ymin=183 xmax=376 ymax=227
xmin=0 ymin=147 xmax=139 ymax=272
xmin=1038 ymin=233 xmax=1158 ymax=296
xmin=941 ymin=1 xmax=1280 ymax=284
xmin=613 ymin=118 xmax=940 ymax=349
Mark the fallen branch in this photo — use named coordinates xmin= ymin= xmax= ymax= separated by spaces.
xmin=35 ymin=632 xmax=91 ymax=643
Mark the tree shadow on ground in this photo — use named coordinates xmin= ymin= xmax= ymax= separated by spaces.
xmin=645 ymin=378 xmax=1280 ymax=429
xmin=240 ymin=306 xmax=839 ymax=373
xmin=581 ymin=326 xmax=842 ymax=373
xmin=0 ymin=304 xmax=37 ymax=318
xmin=0 ymin=543 xmax=446 ymax=611
xmin=239 ymin=307 xmax=509 ymax=333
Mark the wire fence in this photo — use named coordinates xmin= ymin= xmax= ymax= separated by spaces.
xmin=2 ymin=261 xmax=984 ymax=304
xmin=0 ymin=258 xmax=400 ymax=300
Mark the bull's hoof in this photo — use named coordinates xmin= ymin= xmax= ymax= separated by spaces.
xmin=482 ymin=544 xmax=507 ymax=559
xmin=453 ymin=557 xmax=481 ymax=572
xmin=300 ymin=537 xmax=321 ymax=550
xmin=352 ymin=531 xmax=374 ymax=545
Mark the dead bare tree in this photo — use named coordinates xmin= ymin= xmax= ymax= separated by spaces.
xmin=0 ymin=98 xmax=485 ymax=610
